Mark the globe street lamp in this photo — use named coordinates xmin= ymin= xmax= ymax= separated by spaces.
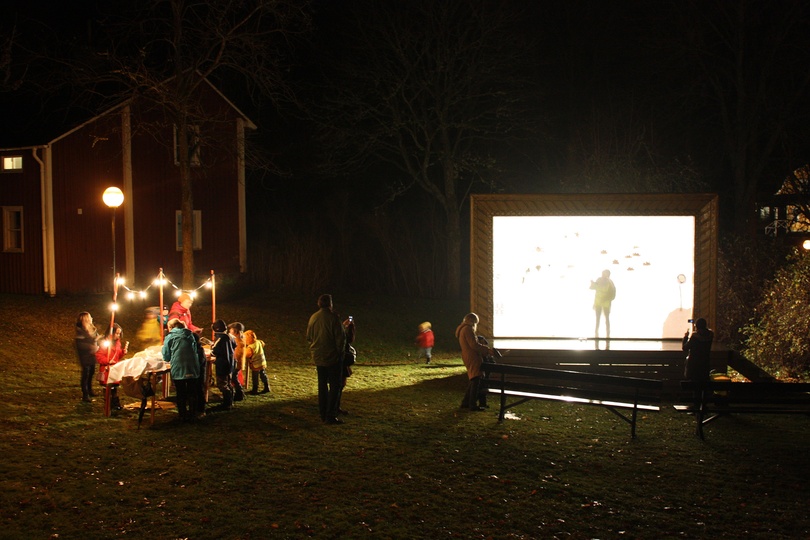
xmin=102 ymin=187 xmax=124 ymax=281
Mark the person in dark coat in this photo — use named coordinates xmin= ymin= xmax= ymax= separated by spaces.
xmin=75 ymin=312 xmax=100 ymax=403
xmin=211 ymin=319 xmax=235 ymax=410
xmin=683 ymin=317 xmax=715 ymax=408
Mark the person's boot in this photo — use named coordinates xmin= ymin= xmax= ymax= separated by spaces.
xmin=112 ymin=395 xmax=123 ymax=411
xmin=233 ymin=381 xmax=245 ymax=401
xmin=260 ymin=372 xmax=270 ymax=394
xmin=248 ymin=372 xmax=259 ymax=395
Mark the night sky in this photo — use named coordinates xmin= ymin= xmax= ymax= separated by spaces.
xmin=5 ymin=0 xmax=810 ymax=294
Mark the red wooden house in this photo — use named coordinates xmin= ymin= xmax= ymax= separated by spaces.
xmin=0 ymin=79 xmax=255 ymax=295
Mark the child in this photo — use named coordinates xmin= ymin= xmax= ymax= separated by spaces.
xmin=211 ymin=319 xmax=235 ymax=410
xmin=244 ymin=330 xmax=270 ymax=395
xmin=96 ymin=323 xmax=128 ymax=411
xmin=162 ymin=319 xmax=200 ymax=421
xmin=136 ymin=306 xmax=163 ymax=348
xmin=227 ymin=322 xmax=247 ymax=401
xmin=415 ymin=321 xmax=435 ymax=365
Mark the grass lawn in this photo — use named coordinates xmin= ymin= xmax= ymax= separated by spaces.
xmin=1 ymin=291 xmax=809 ymax=539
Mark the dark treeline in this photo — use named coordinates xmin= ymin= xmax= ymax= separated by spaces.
xmin=5 ymin=0 xmax=810 ymax=301
xmin=243 ymin=0 xmax=810 ymax=300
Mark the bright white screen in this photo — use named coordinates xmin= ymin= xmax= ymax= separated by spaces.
xmin=492 ymin=216 xmax=695 ymax=340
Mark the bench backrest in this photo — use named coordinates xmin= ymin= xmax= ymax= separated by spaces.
xmin=484 ymin=362 xmax=663 ymax=399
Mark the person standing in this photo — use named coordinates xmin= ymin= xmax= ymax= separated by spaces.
xmin=455 ymin=313 xmax=493 ymax=411
xmin=162 ymin=319 xmax=200 ymax=421
xmin=96 ymin=323 xmax=128 ymax=411
xmin=75 ymin=312 xmax=100 ymax=403
xmin=245 ymin=329 xmax=270 ymax=395
xmin=590 ymin=269 xmax=616 ymax=340
xmin=227 ymin=322 xmax=247 ymax=402
xmin=337 ymin=315 xmax=356 ymax=416
xmin=211 ymin=319 xmax=235 ymax=411
xmin=191 ymin=331 xmax=208 ymax=419
xmin=306 ymin=294 xmax=347 ymax=425
xmin=683 ymin=317 xmax=715 ymax=408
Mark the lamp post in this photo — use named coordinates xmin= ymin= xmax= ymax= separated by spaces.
xmin=102 ymin=187 xmax=124 ymax=418
xmin=102 ymin=187 xmax=124 ymax=281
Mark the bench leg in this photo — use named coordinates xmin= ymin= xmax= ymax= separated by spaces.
xmin=498 ymin=390 xmax=506 ymax=422
xmin=630 ymin=406 xmax=638 ymax=439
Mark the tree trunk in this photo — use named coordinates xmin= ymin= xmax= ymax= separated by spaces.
xmin=445 ymin=203 xmax=462 ymax=299
xmin=177 ymin=114 xmax=195 ymax=289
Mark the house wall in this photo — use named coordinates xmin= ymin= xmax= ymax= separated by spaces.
xmin=51 ymin=113 xmax=127 ymax=294
xmin=0 ymin=150 xmax=45 ymax=294
xmin=2 ymin=80 xmax=247 ymax=295
xmin=128 ymin=86 xmax=242 ymax=289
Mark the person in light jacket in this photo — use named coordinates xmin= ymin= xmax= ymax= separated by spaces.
xmin=306 ymin=294 xmax=347 ymax=424
xmin=455 ymin=313 xmax=493 ymax=411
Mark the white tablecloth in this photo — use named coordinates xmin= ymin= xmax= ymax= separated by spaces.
xmin=107 ymin=345 xmax=168 ymax=383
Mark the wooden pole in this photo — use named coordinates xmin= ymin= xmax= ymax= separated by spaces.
xmin=104 ymin=274 xmax=119 ymax=417
xmin=158 ymin=268 xmax=165 ymax=343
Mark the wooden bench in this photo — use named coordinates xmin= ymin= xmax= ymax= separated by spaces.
xmin=482 ymin=363 xmax=663 ymax=438
xmin=675 ymin=380 xmax=810 ymax=439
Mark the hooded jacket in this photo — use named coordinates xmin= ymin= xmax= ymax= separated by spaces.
xmin=455 ymin=322 xmax=491 ymax=380
xmin=163 ymin=327 xmax=200 ymax=380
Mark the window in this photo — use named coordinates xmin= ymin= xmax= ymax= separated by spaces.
xmin=2 ymin=156 xmax=23 ymax=172
xmin=175 ymin=210 xmax=202 ymax=251
xmin=2 ymin=206 xmax=23 ymax=252
xmin=173 ymin=124 xmax=201 ymax=167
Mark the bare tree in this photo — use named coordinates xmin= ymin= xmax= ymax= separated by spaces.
xmin=311 ymin=0 xmax=541 ymax=299
xmin=674 ymin=0 xmax=810 ymax=233
xmin=60 ymin=0 xmax=309 ymax=288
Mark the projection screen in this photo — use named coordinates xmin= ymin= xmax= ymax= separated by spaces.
xmin=470 ymin=194 xmax=718 ymax=345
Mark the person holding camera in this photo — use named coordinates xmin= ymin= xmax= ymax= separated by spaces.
xmin=683 ymin=317 xmax=714 ymax=380
xmin=683 ymin=317 xmax=714 ymax=409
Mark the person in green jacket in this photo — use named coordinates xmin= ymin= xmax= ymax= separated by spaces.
xmin=163 ymin=319 xmax=200 ymax=421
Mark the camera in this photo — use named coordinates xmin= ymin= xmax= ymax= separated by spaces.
xmin=348 ymin=315 xmax=353 ymax=322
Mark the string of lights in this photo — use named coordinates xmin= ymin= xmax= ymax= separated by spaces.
xmin=114 ymin=270 xmax=214 ymax=302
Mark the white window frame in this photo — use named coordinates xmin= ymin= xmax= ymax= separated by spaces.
xmin=2 ymin=156 xmax=23 ymax=172
xmin=2 ymin=206 xmax=24 ymax=252
xmin=175 ymin=210 xmax=202 ymax=251
xmin=173 ymin=124 xmax=201 ymax=167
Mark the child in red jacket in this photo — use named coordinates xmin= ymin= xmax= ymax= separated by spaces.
xmin=415 ymin=322 xmax=435 ymax=365
xmin=96 ymin=323 xmax=128 ymax=411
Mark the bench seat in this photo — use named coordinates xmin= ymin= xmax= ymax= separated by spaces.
xmin=675 ymin=380 xmax=810 ymax=439
xmin=482 ymin=363 xmax=662 ymax=438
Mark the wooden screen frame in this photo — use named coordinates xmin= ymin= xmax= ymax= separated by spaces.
xmin=469 ymin=193 xmax=719 ymax=339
